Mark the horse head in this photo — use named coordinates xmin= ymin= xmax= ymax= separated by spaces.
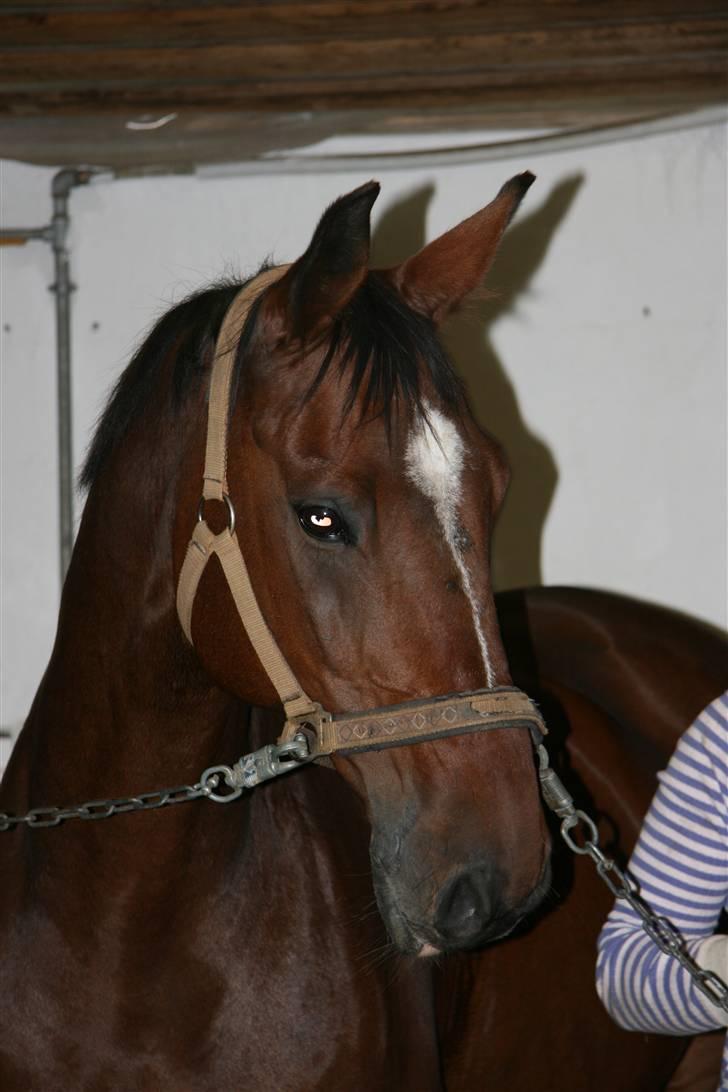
xmin=173 ymin=176 xmax=550 ymax=956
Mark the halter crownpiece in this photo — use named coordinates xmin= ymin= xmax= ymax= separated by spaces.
xmin=176 ymin=267 xmax=547 ymax=762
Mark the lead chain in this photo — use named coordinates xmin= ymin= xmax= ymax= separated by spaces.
xmin=0 ymin=737 xmax=312 ymax=832
xmin=537 ymin=744 xmax=728 ymax=1014
xmin=0 ymin=782 xmax=215 ymax=831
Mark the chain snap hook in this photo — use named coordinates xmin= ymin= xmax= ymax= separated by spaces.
xmin=560 ymin=809 xmax=600 ymax=855
xmin=198 ymin=764 xmax=244 ymax=803
xmin=276 ymin=732 xmax=311 ymax=763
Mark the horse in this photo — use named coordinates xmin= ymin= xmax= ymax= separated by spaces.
xmin=1 ymin=175 xmax=725 ymax=1092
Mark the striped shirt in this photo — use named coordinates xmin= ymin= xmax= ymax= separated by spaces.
xmin=596 ymin=692 xmax=728 ymax=1092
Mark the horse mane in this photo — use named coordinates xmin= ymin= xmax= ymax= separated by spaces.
xmin=80 ymin=267 xmax=463 ymax=490
xmin=80 ymin=278 xmax=242 ymax=490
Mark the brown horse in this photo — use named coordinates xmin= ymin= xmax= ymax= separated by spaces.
xmin=0 ymin=177 xmax=725 ymax=1091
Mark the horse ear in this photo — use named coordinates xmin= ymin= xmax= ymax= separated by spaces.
xmin=387 ymin=172 xmax=535 ymax=324
xmin=268 ymin=180 xmax=380 ymax=342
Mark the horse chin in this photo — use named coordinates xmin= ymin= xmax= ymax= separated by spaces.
xmin=371 ymin=871 xmax=430 ymax=955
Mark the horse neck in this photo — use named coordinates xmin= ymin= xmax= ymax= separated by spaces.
xmin=6 ymin=450 xmax=374 ymax=958
xmin=6 ymin=409 xmax=251 ymax=877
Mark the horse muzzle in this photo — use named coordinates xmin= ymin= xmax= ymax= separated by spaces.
xmin=371 ymin=847 xmax=551 ymax=955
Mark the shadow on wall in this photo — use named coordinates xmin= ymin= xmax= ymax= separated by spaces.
xmin=371 ymin=174 xmax=583 ymax=591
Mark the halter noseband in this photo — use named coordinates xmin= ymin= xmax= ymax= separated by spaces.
xmin=176 ymin=268 xmax=546 ymax=764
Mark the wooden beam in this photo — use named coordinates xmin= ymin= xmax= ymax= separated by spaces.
xmin=0 ymin=1 xmax=725 ymax=170
xmin=2 ymin=2 xmax=725 ymax=50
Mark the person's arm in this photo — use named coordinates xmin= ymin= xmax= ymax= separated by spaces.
xmin=596 ymin=693 xmax=728 ymax=1034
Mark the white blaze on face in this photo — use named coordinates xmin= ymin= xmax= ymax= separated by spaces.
xmin=404 ymin=404 xmax=495 ymax=687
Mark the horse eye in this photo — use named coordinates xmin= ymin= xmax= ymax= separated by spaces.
xmin=297 ymin=505 xmax=349 ymax=544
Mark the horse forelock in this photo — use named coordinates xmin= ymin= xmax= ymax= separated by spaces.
xmin=298 ymin=271 xmax=464 ymax=429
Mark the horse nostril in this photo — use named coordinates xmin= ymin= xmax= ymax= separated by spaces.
xmin=434 ymin=869 xmax=491 ymax=945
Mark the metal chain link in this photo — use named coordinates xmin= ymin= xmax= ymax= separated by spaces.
xmin=0 ymin=735 xmax=311 ymax=832
xmin=537 ymin=744 xmax=728 ymax=1014
xmin=0 ymin=781 xmax=219 ymax=832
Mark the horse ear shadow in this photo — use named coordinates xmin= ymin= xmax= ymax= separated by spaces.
xmin=444 ymin=174 xmax=583 ymax=590
xmin=265 ymin=180 xmax=380 ymax=346
xmin=370 ymin=183 xmax=435 ymax=268
xmin=485 ymin=173 xmax=585 ymax=324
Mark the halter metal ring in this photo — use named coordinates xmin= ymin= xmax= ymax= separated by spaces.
xmin=197 ymin=493 xmax=236 ymax=536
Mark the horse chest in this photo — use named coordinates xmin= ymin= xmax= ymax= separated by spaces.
xmin=0 ymin=857 xmax=440 ymax=1092
xmin=2 ymin=950 xmax=434 ymax=1091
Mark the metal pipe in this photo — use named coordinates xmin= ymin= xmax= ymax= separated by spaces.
xmin=0 ymin=227 xmax=52 ymax=243
xmin=2 ymin=168 xmax=92 ymax=586
xmin=49 ymin=168 xmax=92 ymax=581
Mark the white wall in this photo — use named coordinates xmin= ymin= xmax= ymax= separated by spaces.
xmin=1 ymin=119 xmax=726 ymax=735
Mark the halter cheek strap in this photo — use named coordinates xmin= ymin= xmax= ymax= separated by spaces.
xmin=176 ymin=266 xmax=322 ymax=730
xmin=176 ymin=266 xmax=547 ymax=758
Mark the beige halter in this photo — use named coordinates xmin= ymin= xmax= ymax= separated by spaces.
xmin=176 ymin=267 xmax=547 ymax=761
xmin=176 ymin=266 xmax=321 ymax=729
